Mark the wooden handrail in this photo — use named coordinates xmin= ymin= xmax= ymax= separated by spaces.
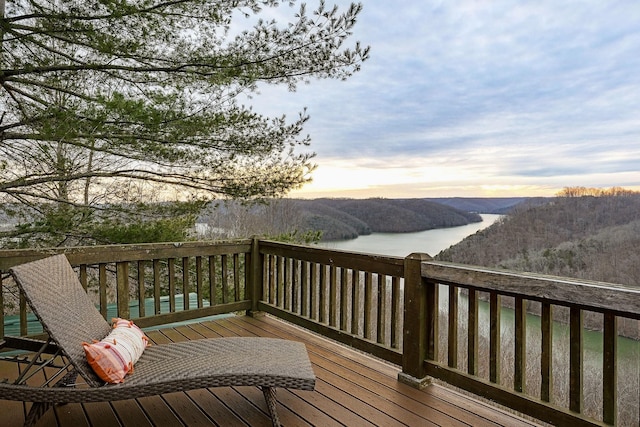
xmin=421 ymin=261 xmax=640 ymax=318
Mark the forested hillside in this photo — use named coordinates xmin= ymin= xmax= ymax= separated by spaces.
xmin=436 ymin=192 xmax=640 ymax=287
xmin=198 ymin=198 xmax=482 ymax=241
xmin=296 ymin=198 xmax=482 ymax=240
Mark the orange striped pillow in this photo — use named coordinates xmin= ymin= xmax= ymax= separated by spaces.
xmin=83 ymin=318 xmax=149 ymax=384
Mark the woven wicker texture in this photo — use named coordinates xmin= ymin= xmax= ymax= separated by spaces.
xmin=10 ymin=254 xmax=112 ymax=387
xmin=5 ymin=254 xmax=315 ymax=405
xmin=0 ymin=337 xmax=314 ymax=403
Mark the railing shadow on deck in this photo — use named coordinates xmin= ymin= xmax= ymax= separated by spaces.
xmin=1 ymin=238 xmax=638 ymax=427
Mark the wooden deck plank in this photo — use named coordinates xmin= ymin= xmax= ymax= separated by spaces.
xmin=185 ymin=389 xmax=249 ymax=427
xmin=277 ymin=389 xmax=348 ymax=427
xmin=313 ymin=376 xmax=411 ymax=427
xmin=1 ymin=400 xmax=26 ymax=427
xmin=81 ymin=401 xmax=120 ymax=427
xmin=222 ymin=315 xmax=527 ymax=427
xmin=210 ymin=387 xmax=271 ymax=426
xmin=0 ymin=315 xmax=544 ymax=427
xmin=221 ymin=317 xmax=463 ymax=427
xmin=110 ymin=400 xmax=153 ymax=427
xmin=239 ymin=386 xmax=313 ymax=427
xmin=37 ymin=408 xmax=62 ymax=427
xmin=135 ymin=396 xmax=184 ymax=427
xmin=53 ymin=403 xmax=89 ymax=427
xmin=288 ymin=387 xmax=378 ymax=427
xmin=232 ymin=315 xmax=541 ymax=427
xmin=161 ymin=391 xmax=216 ymax=426
xmin=201 ymin=319 xmax=428 ymax=426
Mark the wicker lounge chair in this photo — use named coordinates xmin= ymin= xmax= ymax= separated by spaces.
xmin=1 ymin=254 xmax=315 ymax=426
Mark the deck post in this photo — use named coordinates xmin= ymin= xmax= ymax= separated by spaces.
xmin=399 ymin=252 xmax=432 ymax=389
xmin=247 ymin=237 xmax=265 ymax=317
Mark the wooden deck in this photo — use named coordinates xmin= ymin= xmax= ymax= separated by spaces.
xmin=1 ymin=315 xmax=543 ymax=427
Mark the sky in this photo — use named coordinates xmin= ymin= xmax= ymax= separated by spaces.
xmin=250 ymin=1 xmax=640 ymax=199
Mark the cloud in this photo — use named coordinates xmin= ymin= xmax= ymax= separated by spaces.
xmin=248 ymin=1 xmax=640 ymax=197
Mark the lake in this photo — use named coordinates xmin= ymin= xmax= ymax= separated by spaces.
xmin=318 ymin=213 xmax=502 ymax=257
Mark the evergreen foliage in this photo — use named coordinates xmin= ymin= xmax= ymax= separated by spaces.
xmin=0 ymin=0 xmax=369 ymax=246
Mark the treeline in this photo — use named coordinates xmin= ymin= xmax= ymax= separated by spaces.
xmin=198 ymin=198 xmax=482 ymax=241
xmin=556 ymin=186 xmax=638 ymax=197
xmin=424 ymin=196 xmax=548 ymax=214
xmin=436 ymin=188 xmax=640 ymax=288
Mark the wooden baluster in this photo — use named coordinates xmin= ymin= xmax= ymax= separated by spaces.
xmin=153 ymin=259 xmax=161 ymax=314
xmin=340 ymin=268 xmax=349 ymax=331
xmin=569 ymin=307 xmax=583 ymax=414
xmin=489 ymin=291 xmax=501 ymax=384
xmin=208 ymin=255 xmax=217 ymax=306
xmin=319 ymin=264 xmax=327 ymax=324
xmin=377 ymin=274 xmax=387 ymax=345
xmin=391 ymin=276 xmax=401 ymax=349
xmin=603 ymin=312 xmax=617 ymax=425
xmin=467 ymin=288 xmax=479 ymax=375
xmin=277 ymin=256 xmax=285 ymax=308
xmin=80 ymin=264 xmax=88 ymax=291
xmin=248 ymin=241 xmax=261 ymax=314
xmin=221 ymin=254 xmax=229 ymax=304
xmin=364 ymin=272 xmax=373 ymax=340
xmin=195 ymin=256 xmax=203 ymax=308
xmin=243 ymin=252 xmax=250 ymax=303
xmin=310 ymin=262 xmax=318 ymax=321
xmin=168 ymin=258 xmax=176 ymax=312
xmin=182 ymin=257 xmax=190 ymax=311
xmin=292 ymin=259 xmax=299 ymax=314
xmin=351 ymin=269 xmax=360 ymax=336
xmin=541 ymin=302 xmax=553 ymax=402
xmin=301 ymin=261 xmax=309 ymax=317
xmin=426 ymin=279 xmax=439 ymax=362
xmin=514 ymin=296 xmax=526 ymax=393
xmin=233 ymin=253 xmax=241 ymax=302
xmin=283 ymin=257 xmax=290 ymax=311
xmin=137 ymin=260 xmax=146 ymax=317
xmin=448 ymin=285 xmax=458 ymax=368
xmin=268 ymin=255 xmax=275 ymax=305
xmin=329 ymin=265 xmax=337 ymax=327
xmin=99 ymin=263 xmax=108 ymax=318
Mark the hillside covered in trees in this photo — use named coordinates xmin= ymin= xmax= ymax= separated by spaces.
xmin=199 ymin=198 xmax=483 ymax=241
xmin=436 ymin=189 xmax=640 ymax=287
xmin=295 ymin=198 xmax=482 ymax=240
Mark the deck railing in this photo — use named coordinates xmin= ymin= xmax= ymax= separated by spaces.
xmin=1 ymin=239 xmax=639 ymax=426
xmin=0 ymin=241 xmax=253 ymax=334
xmin=254 ymin=240 xmax=405 ymax=365
xmin=402 ymin=256 xmax=640 ymax=427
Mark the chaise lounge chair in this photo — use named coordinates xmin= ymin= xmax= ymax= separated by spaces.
xmin=1 ymin=254 xmax=315 ymax=426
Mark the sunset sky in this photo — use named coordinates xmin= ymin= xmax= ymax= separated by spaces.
xmin=251 ymin=1 xmax=640 ymax=198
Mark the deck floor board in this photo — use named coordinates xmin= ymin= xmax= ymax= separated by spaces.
xmin=0 ymin=315 xmax=543 ymax=426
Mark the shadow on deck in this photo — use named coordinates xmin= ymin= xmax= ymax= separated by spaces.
xmin=1 ymin=315 xmax=543 ymax=427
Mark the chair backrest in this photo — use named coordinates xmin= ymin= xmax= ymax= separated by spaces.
xmin=10 ymin=254 xmax=112 ymax=386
